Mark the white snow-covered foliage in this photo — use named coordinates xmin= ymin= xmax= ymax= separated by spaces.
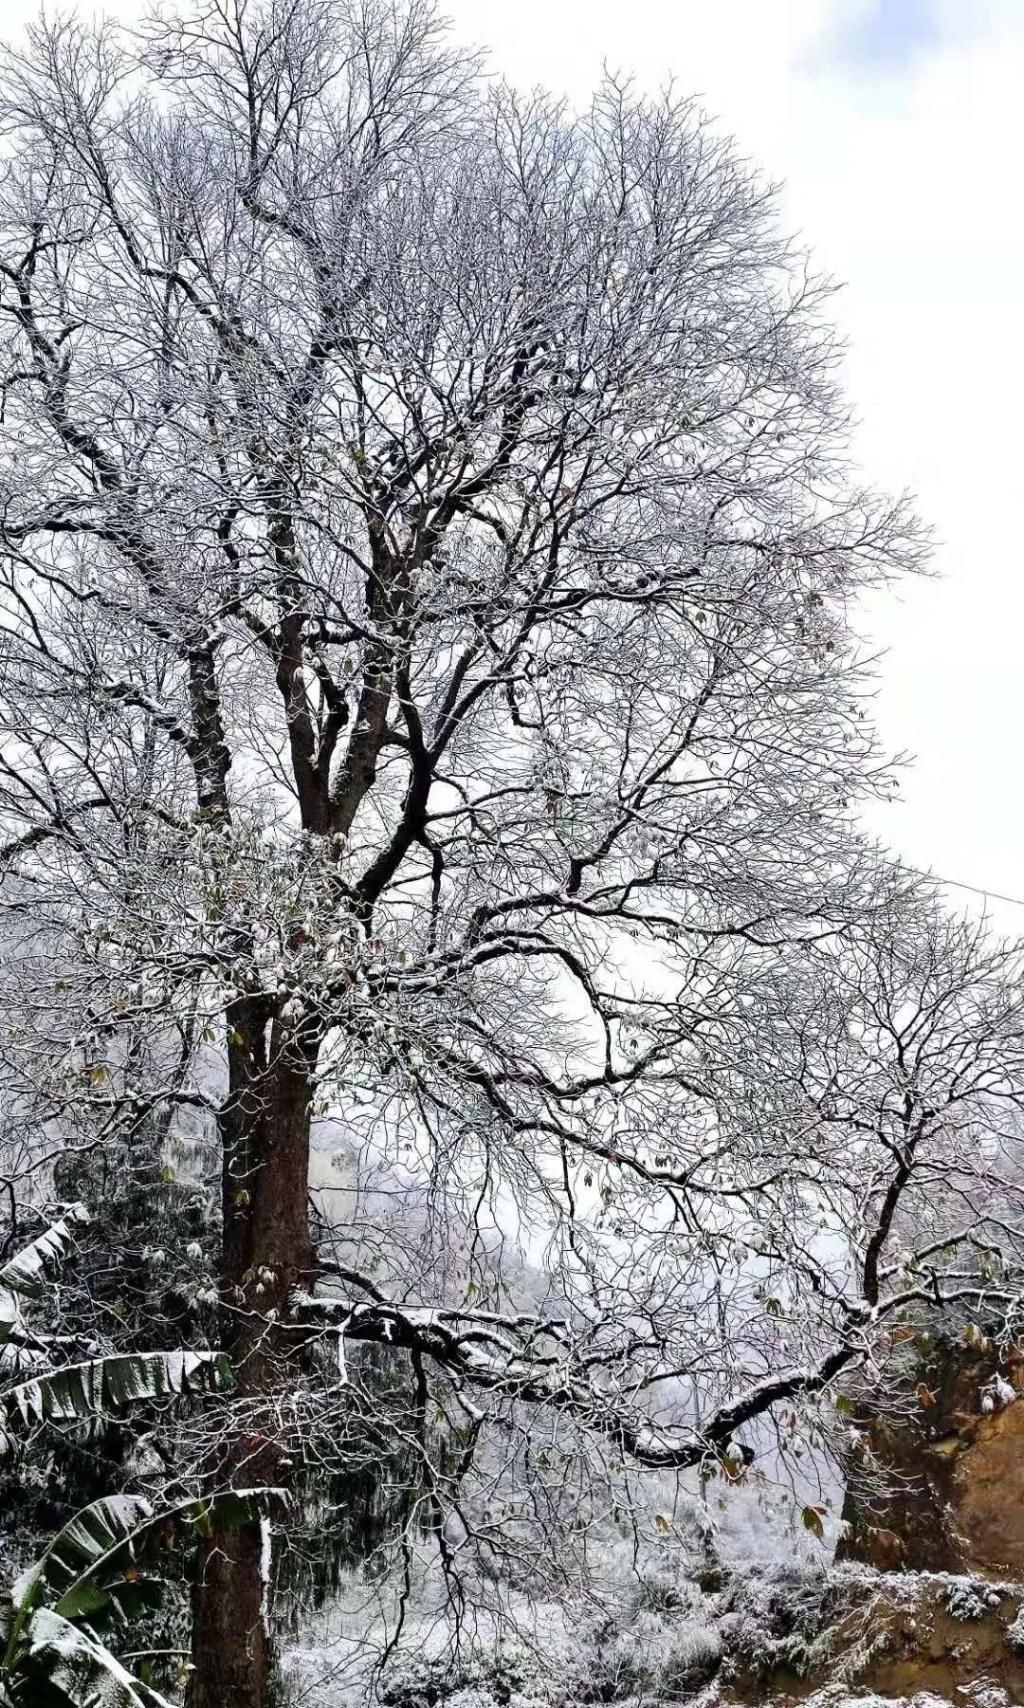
xmin=0 ymin=1206 xmax=89 ymax=1349
xmin=980 ymin=1374 xmax=1017 ymax=1414
xmin=284 ymin=1538 xmax=825 ymax=1707
xmin=958 ymin=1683 xmax=1014 ymax=1708
xmin=0 ymin=1349 xmax=231 ymax=1454
xmin=282 ymin=1551 xmax=1024 ymax=1708
xmin=26 ymin=1607 xmax=175 ymax=1707
xmin=799 ymin=1695 xmax=986 ymax=1708
xmin=0 ymin=1206 xmax=89 ymax=1303
xmin=714 ymin=1560 xmax=843 ymax=1684
xmin=0 ymin=1487 xmax=286 ymax=1705
xmin=946 ymin=1580 xmax=1002 ymax=1622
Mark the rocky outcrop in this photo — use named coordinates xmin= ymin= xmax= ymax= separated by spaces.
xmin=718 ymin=1564 xmax=1024 ymax=1706
xmin=953 ymin=1397 xmax=1024 ymax=1577
xmin=837 ymin=1336 xmax=1024 ymax=1578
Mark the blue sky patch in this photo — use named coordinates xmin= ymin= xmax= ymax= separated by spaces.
xmin=825 ymin=0 xmax=945 ymax=73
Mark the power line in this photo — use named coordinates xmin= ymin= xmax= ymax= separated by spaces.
xmin=924 ymin=872 xmax=1024 ymax=912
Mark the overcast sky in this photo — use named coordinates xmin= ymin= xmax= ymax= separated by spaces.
xmin=437 ymin=0 xmax=1024 ymax=929
xmin=4 ymin=0 xmax=1020 ymax=923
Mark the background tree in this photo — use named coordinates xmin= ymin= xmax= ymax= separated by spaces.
xmin=2 ymin=3 xmax=1015 ymax=1705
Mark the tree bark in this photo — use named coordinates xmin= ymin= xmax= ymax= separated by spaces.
xmin=186 ymin=1002 xmax=318 ymax=1708
xmin=188 ymin=1517 xmax=272 ymax=1708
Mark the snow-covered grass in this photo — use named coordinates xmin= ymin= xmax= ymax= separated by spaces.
xmin=280 ymin=1549 xmax=1024 ymax=1708
xmin=281 ymin=1548 xmax=811 ymax=1707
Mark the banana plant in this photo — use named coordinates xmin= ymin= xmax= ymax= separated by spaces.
xmin=0 ymin=1207 xmax=232 ymax=1453
xmin=0 ymin=1210 xmax=272 ymax=1703
xmin=0 ymin=1206 xmax=91 ymax=1361
xmin=1 ymin=1349 xmax=234 ymax=1457
xmin=0 ymin=1488 xmax=284 ymax=1706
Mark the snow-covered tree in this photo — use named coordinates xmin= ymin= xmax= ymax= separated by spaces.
xmin=1 ymin=3 xmax=1020 ymax=1703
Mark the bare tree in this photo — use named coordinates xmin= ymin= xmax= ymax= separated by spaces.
xmin=726 ymin=897 xmax=1024 ymax=1402
xmin=0 ymin=2 xmax=1005 ymax=1703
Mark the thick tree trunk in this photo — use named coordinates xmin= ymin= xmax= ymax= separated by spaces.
xmin=188 ymin=1518 xmax=271 ymax=1708
xmin=186 ymin=1002 xmax=317 ymax=1708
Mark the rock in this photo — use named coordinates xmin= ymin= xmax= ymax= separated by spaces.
xmin=838 ymin=1336 xmax=1024 ymax=1578
xmin=953 ymin=1399 xmax=1024 ymax=1576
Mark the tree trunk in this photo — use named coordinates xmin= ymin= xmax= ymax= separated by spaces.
xmin=186 ymin=1001 xmax=317 ymax=1708
xmin=188 ymin=1518 xmax=272 ymax=1708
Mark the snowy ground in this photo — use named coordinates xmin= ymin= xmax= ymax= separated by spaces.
xmin=280 ymin=1551 xmax=1024 ymax=1708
